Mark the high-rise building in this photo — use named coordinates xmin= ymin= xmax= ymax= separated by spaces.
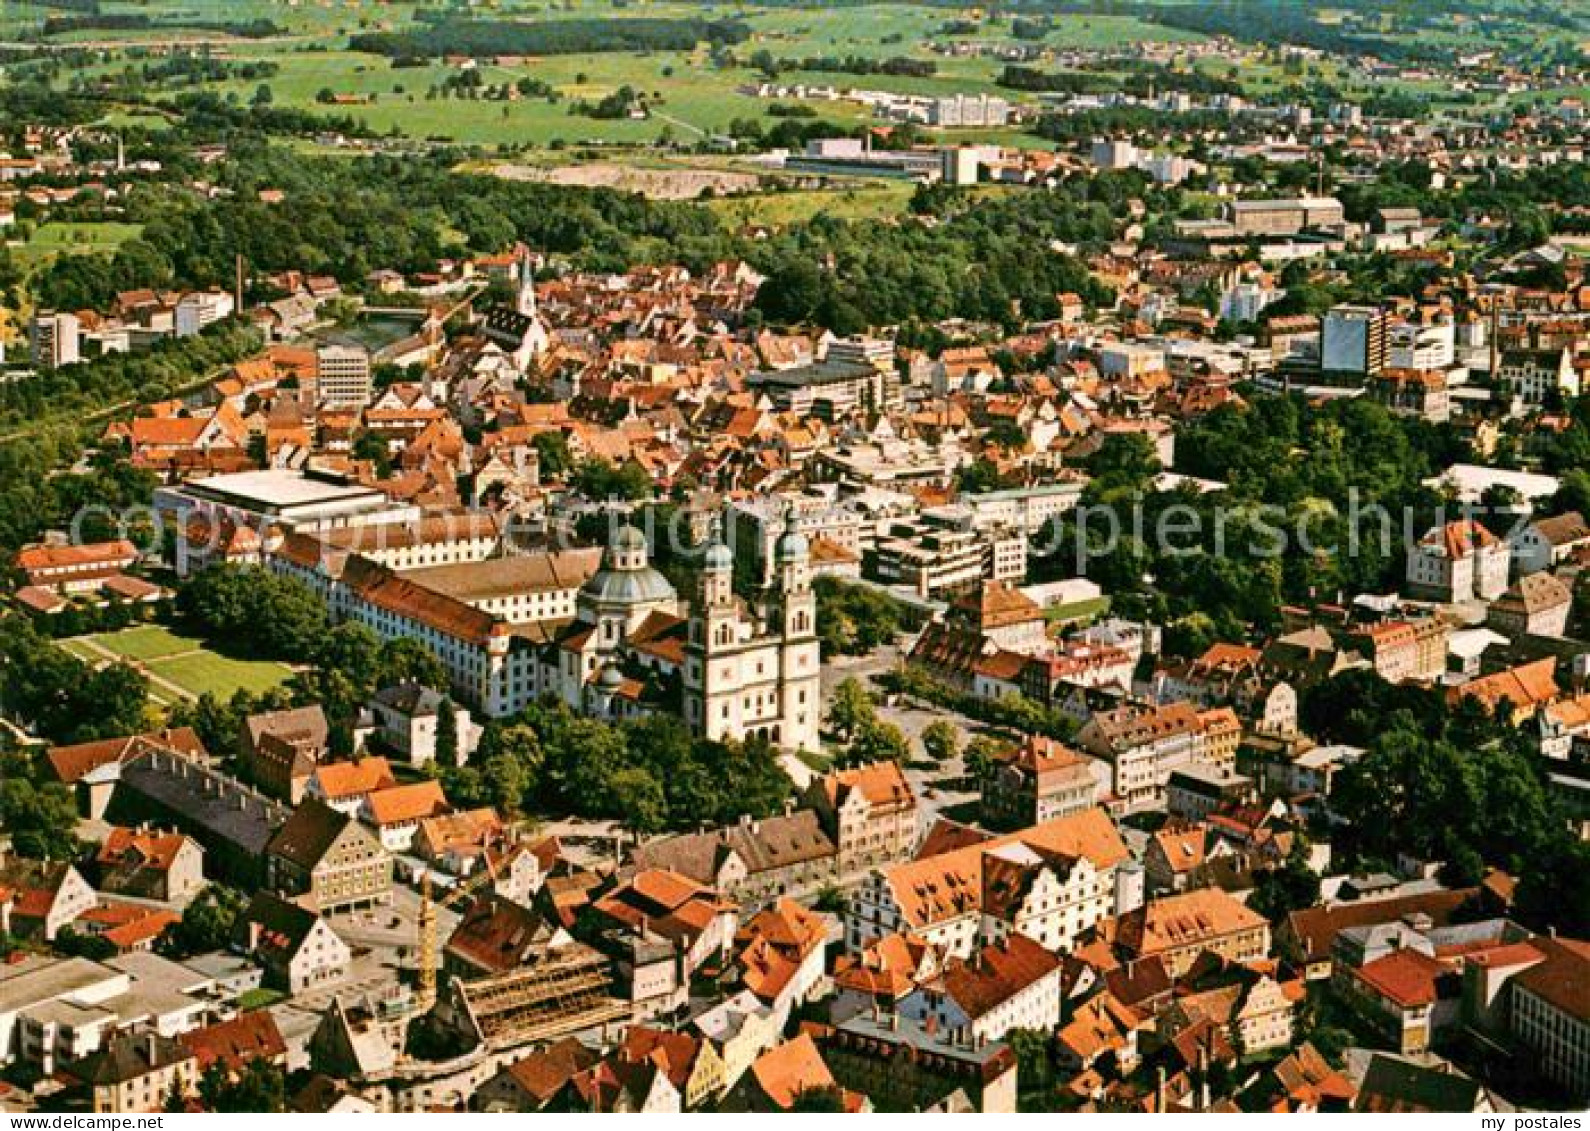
xmin=313 ymin=343 xmax=373 ymax=408
xmin=1091 ymin=137 xmax=1139 ymax=171
xmin=30 ymin=310 xmax=80 ymax=370
xmin=1321 ymin=304 xmax=1389 ymax=376
xmin=1388 ymin=317 xmax=1455 ymax=370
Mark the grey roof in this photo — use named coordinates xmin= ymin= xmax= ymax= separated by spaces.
xmin=751 ymin=359 xmax=875 ymax=390
xmin=1355 ymin=1055 xmax=1483 ymax=1113
xmin=776 ymin=529 xmax=809 ymax=562
xmin=632 ymin=812 xmax=836 ymax=883
xmin=71 ymin=1032 xmax=192 ymax=1086
xmin=372 ymin=681 xmax=447 ymax=717
xmin=612 ymin=524 xmax=647 ymax=552
xmin=118 ymin=750 xmax=288 ymax=856
xmin=582 ymin=568 xmax=676 ymax=606
xmin=0 ymin=956 xmax=119 ymax=1015
xmin=245 ymin=705 xmax=330 ymax=753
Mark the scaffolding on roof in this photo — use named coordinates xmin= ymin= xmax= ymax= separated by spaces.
xmin=454 ymin=943 xmax=628 ymax=1048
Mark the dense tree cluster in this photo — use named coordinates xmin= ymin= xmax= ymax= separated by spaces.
xmin=69 ymin=53 xmax=281 ymax=100
xmin=1304 ymin=669 xmax=1589 ymax=937
xmin=159 ymin=883 xmax=247 ymax=957
xmin=0 ymin=617 xmax=148 ymax=744
xmin=0 ymin=320 xmax=260 ymax=440
xmin=176 ymin=565 xmax=329 ymax=662
xmin=1003 ymin=56 xmax=1246 ymax=100
xmin=1040 ymin=397 xmax=1468 ymax=652
xmin=193 ymin=1060 xmax=286 ymax=1113
xmin=814 ymin=576 xmax=906 ymax=656
xmin=572 ymin=457 xmax=654 ymax=501
xmin=575 ymin=85 xmax=644 ymax=120
xmin=877 ymin=666 xmax=1079 ymax=751
xmin=0 ymin=746 xmax=82 ymax=860
xmin=1145 ymin=0 xmax=1485 ymax=65
xmin=0 ymin=443 xmax=156 ymax=561
xmin=441 ymin=701 xmax=793 ymax=834
xmin=753 ymin=177 xmax=1126 ymax=333
xmin=824 ymin=677 xmax=912 ymax=767
xmin=164 ymin=91 xmax=380 ymax=141
xmin=349 ymin=17 xmax=750 ymax=61
xmin=41 ymin=13 xmax=282 ymax=38
xmin=747 ymin=50 xmax=935 ymax=79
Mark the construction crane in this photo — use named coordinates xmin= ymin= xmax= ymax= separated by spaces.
xmin=415 ymin=863 xmax=498 ymax=1012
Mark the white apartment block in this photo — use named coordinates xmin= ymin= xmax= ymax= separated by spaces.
xmin=314 ymin=343 xmax=374 ymax=409
xmin=175 ymin=290 xmax=236 ymax=338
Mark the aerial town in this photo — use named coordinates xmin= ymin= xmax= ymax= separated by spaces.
xmin=0 ymin=0 xmax=1589 ymax=1118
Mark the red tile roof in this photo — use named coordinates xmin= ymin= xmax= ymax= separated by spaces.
xmin=365 ymin=781 xmax=449 ymax=826
xmin=312 ymin=756 xmax=396 ymax=801
xmin=179 ymin=1012 xmax=287 ymax=1074
xmin=46 ymin=728 xmax=207 ymax=784
xmin=749 ymin=1034 xmax=837 ymax=1110
xmin=1353 ymin=948 xmax=1448 ymax=1008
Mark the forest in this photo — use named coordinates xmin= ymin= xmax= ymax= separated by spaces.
xmin=347 ymin=16 xmax=751 ymax=61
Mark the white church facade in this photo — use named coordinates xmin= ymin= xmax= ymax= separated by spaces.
xmin=268 ymin=519 xmax=822 ymax=751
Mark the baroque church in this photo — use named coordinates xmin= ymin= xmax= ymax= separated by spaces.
xmin=544 ymin=522 xmax=821 ymax=752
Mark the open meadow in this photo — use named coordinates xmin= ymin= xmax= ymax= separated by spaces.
xmin=59 ymin=623 xmax=295 ymax=707
xmin=36 ymin=0 xmax=1212 ymax=150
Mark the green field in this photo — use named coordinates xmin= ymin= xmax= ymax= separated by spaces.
xmin=706 ymin=182 xmax=917 ymax=227
xmin=14 ymin=0 xmax=1583 ymax=156
xmin=148 ymin=650 xmax=294 ymax=698
xmin=12 ymin=222 xmax=145 ymax=269
xmin=60 ymin=624 xmax=294 ymax=705
xmin=29 ymin=0 xmax=1214 ymax=149
xmin=705 ymin=180 xmax=1030 ymax=227
xmin=85 ymin=624 xmax=196 ymax=661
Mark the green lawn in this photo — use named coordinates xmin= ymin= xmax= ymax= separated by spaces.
xmin=57 ymin=638 xmax=102 ymax=663
xmin=236 ymin=987 xmax=286 ymax=1011
xmin=59 ymin=624 xmax=294 ymax=702
xmin=706 ymin=182 xmax=917 ymax=228
xmin=1044 ymin=596 xmax=1112 ymax=625
xmin=146 ymin=650 xmax=294 ymax=699
xmin=13 ymin=222 xmax=144 ymax=270
xmin=86 ymin=624 xmax=198 ymax=662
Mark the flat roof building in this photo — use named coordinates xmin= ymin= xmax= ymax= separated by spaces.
xmin=155 ymin=468 xmax=420 ymax=574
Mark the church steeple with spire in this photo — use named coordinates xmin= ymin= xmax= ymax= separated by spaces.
xmin=516 ymin=245 xmax=537 ymax=319
xmin=481 ymin=244 xmax=549 ymax=371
